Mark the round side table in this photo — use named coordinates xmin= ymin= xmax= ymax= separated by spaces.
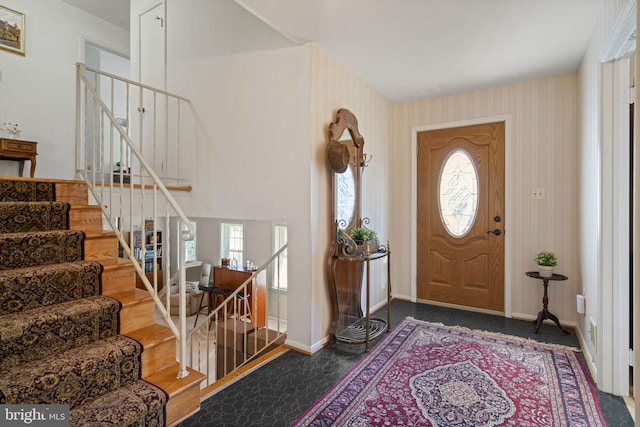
xmin=525 ymin=271 xmax=570 ymax=334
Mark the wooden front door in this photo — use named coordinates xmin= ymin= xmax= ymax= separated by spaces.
xmin=417 ymin=122 xmax=505 ymax=311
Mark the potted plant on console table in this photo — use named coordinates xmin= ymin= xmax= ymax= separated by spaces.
xmin=349 ymin=226 xmax=379 ymax=255
xmin=535 ymin=251 xmax=557 ymax=278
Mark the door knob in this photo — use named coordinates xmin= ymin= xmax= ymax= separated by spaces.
xmin=487 ymin=229 xmax=502 ymax=236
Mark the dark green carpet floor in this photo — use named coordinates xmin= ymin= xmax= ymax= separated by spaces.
xmin=180 ymin=300 xmax=634 ymax=427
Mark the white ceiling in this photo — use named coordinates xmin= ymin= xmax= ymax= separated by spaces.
xmin=62 ymin=0 xmax=607 ymax=103
xmin=235 ymin=0 xmax=606 ymax=102
xmin=61 ymin=0 xmax=130 ymax=31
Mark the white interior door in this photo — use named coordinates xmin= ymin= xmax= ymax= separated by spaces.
xmin=137 ymin=3 xmax=167 ymax=176
xmin=140 ymin=3 xmax=165 ymax=88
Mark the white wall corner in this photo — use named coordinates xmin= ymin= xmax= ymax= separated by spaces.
xmin=285 ymin=335 xmax=331 ymax=355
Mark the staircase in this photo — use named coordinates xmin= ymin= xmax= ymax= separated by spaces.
xmin=0 ymin=177 xmax=205 ymax=426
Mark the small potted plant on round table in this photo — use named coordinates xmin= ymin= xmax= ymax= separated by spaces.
xmin=535 ymin=251 xmax=557 ymax=278
xmin=349 ymin=226 xmax=378 ymax=254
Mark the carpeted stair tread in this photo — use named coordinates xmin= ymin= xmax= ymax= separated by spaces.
xmin=0 ymin=260 xmax=102 ymax=315
xmin=0 ymin=295 xmax=120 ymax=372
xmin=0 ymin=335 xmax=141 ymax=408
xmin=0 ymin=201 xmax=69 ymax=233
xmin=0 ymin=180 xmax=55 ymax=202
xmin=69 ymin=380 xmax=167 ymax=427
xmin=0 ymin=230 xmax=84 ymax=270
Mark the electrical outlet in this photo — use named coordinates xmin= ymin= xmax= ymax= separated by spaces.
xmin=589 ymin=317 xmax=597 ymax=347
xmin=531 ymin=188 xmax=545 ymax=199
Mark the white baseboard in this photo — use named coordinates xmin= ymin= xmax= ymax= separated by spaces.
xmin=574 ymin=325 xmax=598 ymax=380
xmin=285 ymin=335 xmax=330 ymax=355
xmin=370 ymin=299 xmax=388 ymax=313
xmin=510 ymin=312 xmax=577 ymax=328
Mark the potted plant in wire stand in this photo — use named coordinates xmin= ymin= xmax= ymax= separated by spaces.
xmin=535 ymin=251 xmax=557 ymax=278
xmin=349 ymin=226 xmax=379 ymax=254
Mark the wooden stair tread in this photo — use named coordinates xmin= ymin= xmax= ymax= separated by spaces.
xmin=0 ymin=177 xmax=191 ymax=192
xmin=84 ymin=230 xmax=116 ymax=238
xmin=126 ymin=323 xmax=174 ymax=348
xmin=70 ymin=205 xmax=102 ymax=210
xmin=94 ymin=181 xmax=192 ymax=192
xmin=109 ymin=289 xmax=155 ymax=334
xmin=145 ymin=364 xmax=205 ymax=396
xmin=100 ymin=258 xmax=135 ymax=274
xmin=146 ymin=364 xmax=206 ymax=426
xmin=94 ymin=258 xmax=121 ymax=266
xmin=0 ymin=176 xmax=85 ymax=184
xmin=106 ymin=288 xmax=152 ymax=305
xmin=102 ymin=257 xmax=135 ymax=269
xmin=126 ymin=323 xmax=177 ymax=376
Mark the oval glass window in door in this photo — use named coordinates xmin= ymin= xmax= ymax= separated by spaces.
xmin=438 ymin=149 xmax=479 ymax=237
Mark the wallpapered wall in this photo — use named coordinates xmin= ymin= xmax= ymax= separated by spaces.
xmin=577 ymin=0 xmax=628 ymax=391
xmin=310 ymin=44 xmax=393 ymax=348
xmin=392 ymin=75 xmax=579 ymax=323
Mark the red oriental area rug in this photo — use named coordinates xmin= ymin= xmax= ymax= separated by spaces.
xmin=291 ymin=317 xmax=605 ymax=427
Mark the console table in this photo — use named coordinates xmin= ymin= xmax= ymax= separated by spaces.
xmin=331 ymin=245 xmax=391 ymax=351
xmin=0 ymin=138 xmax=37 ymax=177
xmin=526 ymin=271 xmax=570 ymax=334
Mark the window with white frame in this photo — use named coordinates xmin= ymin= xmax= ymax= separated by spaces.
xmin=272 ymin=224 xmax=288 ymax=290
xmin=220 ymin=222 xmax=244 ymax=266
xmin=184 ymin=221 xmax=197 ymax=262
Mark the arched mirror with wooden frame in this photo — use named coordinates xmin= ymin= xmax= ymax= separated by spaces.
xmin=328 ymin=108 xmax=364 ymax=240
xmin=327 ymin=109 xmax=391 ymax=347
xmin=327 ymin=108 xmax=366 ymax=339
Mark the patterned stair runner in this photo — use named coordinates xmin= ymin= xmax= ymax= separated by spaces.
xmin=0 ymin=201 xmax=69 ymax=232
xmin=0 ymin=335 xmax=141 ymax=406
xmin=0 ymin=179 xmax=167 ymax=426
xmin=0 ymin=230 xmax=84 ymax=270
xmin=0 ymin=180 xmax=55 ymax=202
xmin=70 ymin=380 xmax=167 ymax=426
xmin=0 ymin=295 xmax=120 ymax=371
xmin=0 ymin=261 xmax=102 ymax=315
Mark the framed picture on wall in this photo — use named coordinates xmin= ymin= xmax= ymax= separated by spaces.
xmin=0 ymin=5 xmax=25 ymax=56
